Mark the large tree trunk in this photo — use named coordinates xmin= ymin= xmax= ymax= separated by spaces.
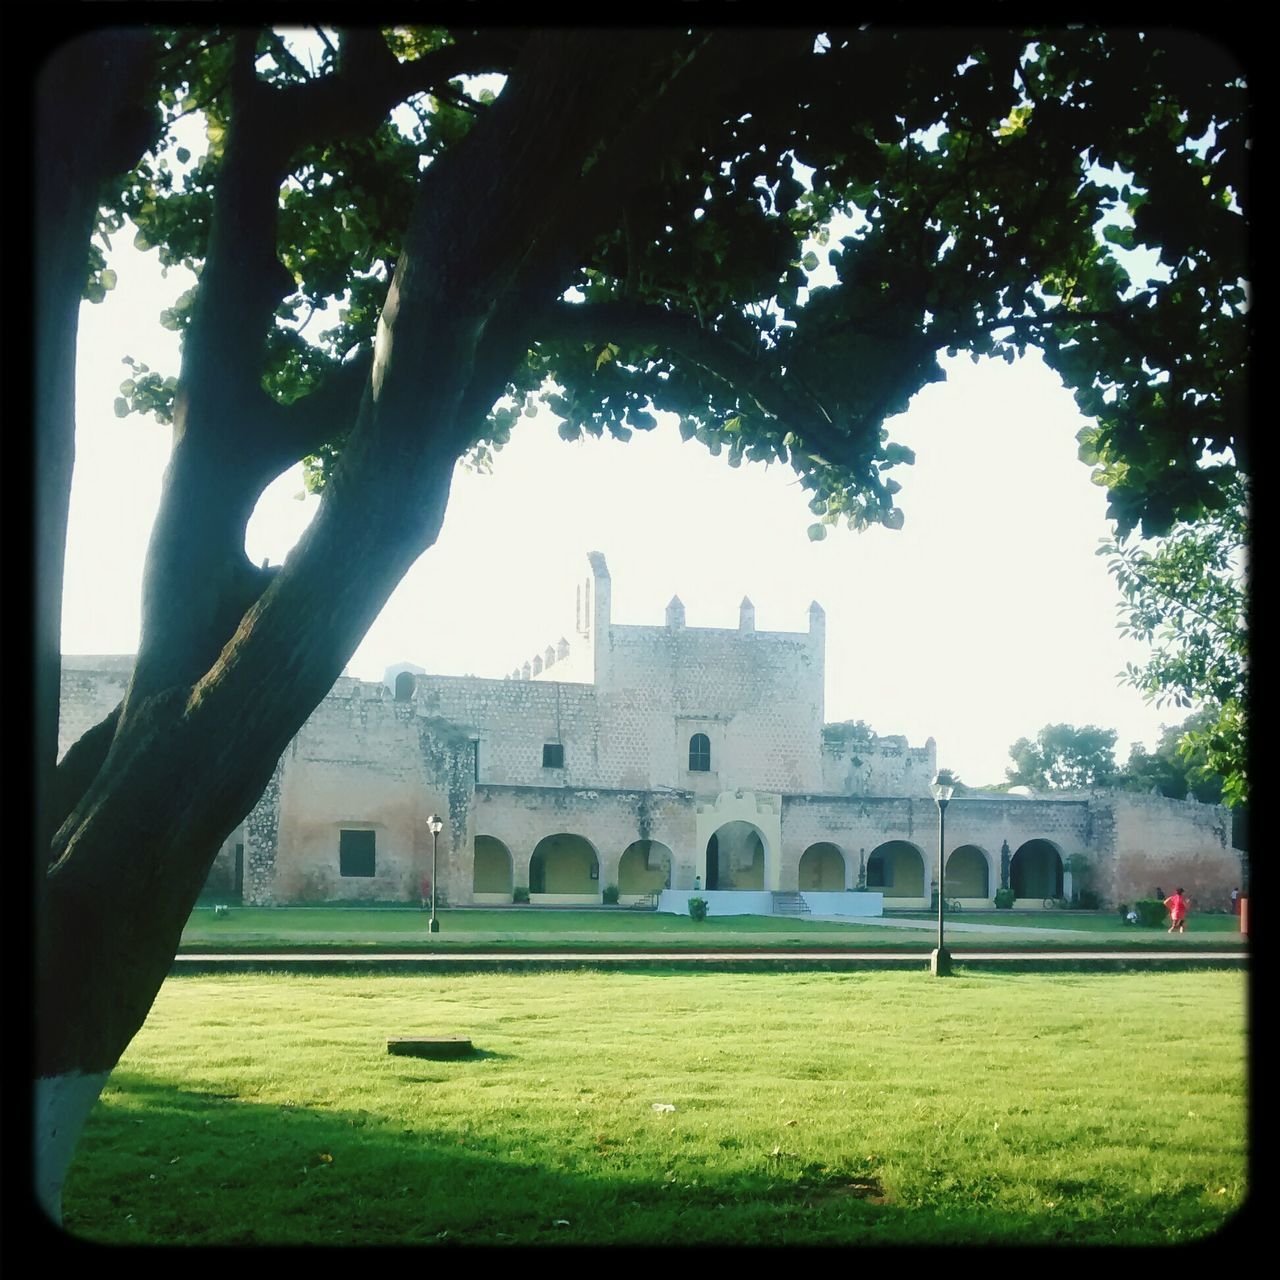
xmin=34 ymin=31 xmax=160 ymax=1222
xmin=36 ymin=28 xmax=808 ymax=1225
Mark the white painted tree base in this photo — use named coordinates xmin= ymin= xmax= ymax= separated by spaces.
xmin=35 ymin=1070 xmax=110 ymax=1226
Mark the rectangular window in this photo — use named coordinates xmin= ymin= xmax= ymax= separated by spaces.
xmin=542 ymin=743 xmax=565 ymax=768
xmin=472 ymin=738 xmax=480 ymax=784
xmin=339 ymin=829 xmax=376 ymax=877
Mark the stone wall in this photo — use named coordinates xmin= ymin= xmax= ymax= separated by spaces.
xmin=57 ymin=555 xmax=1245 ymax=914
xmin=1092 ymin=791 xmax=1241 ymax=910
xmin=820 ymin=729 xmax=938 ymax=798
xmin=58 ymin=656 xmax=133 ymax=759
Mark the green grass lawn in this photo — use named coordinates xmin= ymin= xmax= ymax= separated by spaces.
xmin=63 ymin=970 xmax=1247 ymax=1246
xmin=179 ymin=906 xmax=1246 ymax=951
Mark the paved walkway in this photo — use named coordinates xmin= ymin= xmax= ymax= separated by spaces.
xmin=807 ymin=914 xmax=1097 ymax=937
xmin=175 ymin=949 xmax=1244 ymax=966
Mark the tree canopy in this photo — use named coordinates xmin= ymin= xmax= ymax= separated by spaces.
xmin=36 ymin=25 xmax=1249 ymax=1221
xmin=1005 ymin=723 xmax=1120 ymax=791
xmin=1099 ymin=475 xmax=1248 ymax=805
xmin=103 ymin=27 xmax=1247 ymax=536
xmin=1121 ymin=710 xmax=1228 ymax=805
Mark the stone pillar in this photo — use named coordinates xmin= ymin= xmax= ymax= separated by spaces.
xmin=244 ymin=758 xmax=284 ymax=904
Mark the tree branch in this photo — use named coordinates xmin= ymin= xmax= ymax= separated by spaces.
xmin=540 ymin=299 xmax=860 ymax=468
xmin=267 ymin=350 xmax=375 ymax=467
xmin=49 ymin=704 xmax=123 ymax=862
xmin=269 ymin=31 xmax=520 ymax=158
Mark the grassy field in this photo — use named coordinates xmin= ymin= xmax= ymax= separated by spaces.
xmin=179 ymin=906 xmax=1246 ymax=951
xmin=63 ymin=970 xmax=1247 ymax=1246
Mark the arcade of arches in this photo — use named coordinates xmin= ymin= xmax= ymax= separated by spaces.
xmin=473 ymin=835 xmax=513 ymax=894
xmin=473 ymin=829 xmax=1069 ymax=904
xmin=946 ymin=844 xmax=990 ymax=898
xmin=618 ymin=840 xmax=673 ymax=895
xmin=529 ymin=833 xmax=599 ymax=894
xmin=866 ymin=840 xmax=926 ymax=898
xmin=1011 ymin=839 xmax=1065 ymax=899
xmin=706 ymin=821 xmax=766 ymax=890
xmin=799 ymin=842 xmax=846 ymax=891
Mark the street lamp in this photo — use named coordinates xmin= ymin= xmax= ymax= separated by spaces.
xmin=929 ymin=772 xmax=956 ymax=976
xmin=427 ymin=813 xmax=444 ymax=934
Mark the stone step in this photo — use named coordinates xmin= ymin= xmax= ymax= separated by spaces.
xmin=771 ymin=891 xmax=811 ymax=916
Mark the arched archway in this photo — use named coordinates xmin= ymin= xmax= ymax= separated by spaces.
xmin=473 ymin=835 xmax=513 ymax=896
xmin=618 ymin=840 xmax=673 ymax=894
xmin=1011 ymin=839 xmax=1064 ymax=899
xmin=799 ymin=842 xmax=847 ymax=891
xmin=530 ymin=833 xmax=600 ymax=894
xmin=706 ymin=821 xmax=766 ymax=890
xmin=946 ymin=844 xmax=991 ymax=898
xmin=866 ymin=840 xmax=926 ymax=899
xmin=394 ymin=671 xmax=416 ymax=701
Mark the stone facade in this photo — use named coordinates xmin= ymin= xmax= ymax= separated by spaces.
xmin=59 ymin=553 xmax=1245 ymax=911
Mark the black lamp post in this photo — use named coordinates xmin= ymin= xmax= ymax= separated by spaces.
xmin=930 ymin=772 xmax=956 ymax=976
xmin=427 ymin=813 xmax=443 ymax=934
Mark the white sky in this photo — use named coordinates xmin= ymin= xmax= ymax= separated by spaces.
xmin=65 ymin=230 xmax=1182 ymax=787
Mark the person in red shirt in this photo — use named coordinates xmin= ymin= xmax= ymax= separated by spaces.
xmin=1163 ymin=888 xmax=1189 ymax=933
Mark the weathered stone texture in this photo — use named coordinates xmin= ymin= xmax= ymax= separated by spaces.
xmin=57 ymin=555 xmax=1244 ymax=910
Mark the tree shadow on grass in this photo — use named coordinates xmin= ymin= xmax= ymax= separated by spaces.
xmin=54 ymin=1070 xmax=1236 ymax=1248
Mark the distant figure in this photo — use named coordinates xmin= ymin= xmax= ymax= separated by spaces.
xmin=1230 ymin=887 xmax=1240 ymax=915
xmin=693 ymin=876 xmax=701 ymax=891
xmin=420 ymin=876 xmax=431 ymax=911
xmin=1163 ymin=887 xmax=1189 ymax=934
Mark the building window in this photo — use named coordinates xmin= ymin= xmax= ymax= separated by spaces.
xmin=688 ymin=732 xmax=711 ymax=772
xmin=339 ymin=829 xmax=376 ymax=877
xmin=394 ymin=671 xmax=416 ymax=701
xmin=543 ymin=743 xmax=565 ymax=768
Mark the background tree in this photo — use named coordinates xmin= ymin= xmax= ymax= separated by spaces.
xmin=37 ymin=26 xmax=1248 ymax=1220
xmin=1120 ymin=709 xmax=1227 ymax=804
xmin=1099 ymin=476 xmax=1248 ymax=806
xmin=1005 ymin=723 xmax=1120 ymax=790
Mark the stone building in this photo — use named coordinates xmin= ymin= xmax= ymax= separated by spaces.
xmin=60 ymin=553 xmax=1244 ymax=912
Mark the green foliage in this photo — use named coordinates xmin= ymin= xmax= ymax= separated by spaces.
xmin=1101 ymin=476 xmax=1248 ymax=805
xmin=1121 ymin=710 xmax=1227 ymax=804
xmin=1006 ymin=724 xmax=1119 ymax=790
xmin=821 ymin=720 xmax=877 ymax=749
xmin=1134 ymin=899 xmax=1167 ymax=928
xmin=114 ymin=357 xmax=178 ymax=425
xmin=104 ymin=28 xmax=1246 ymax=539
xmin=994 ymin=888 xmax=1015 ymax=910
xmin=601 ymin=883 xmax=620 ymax=905
xmin=512 ymin=886 xmax=530 ymax=904
xmin=687 ymin=897 xmax=709 ymax=922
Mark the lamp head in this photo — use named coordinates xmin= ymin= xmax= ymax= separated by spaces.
xmin=930 ymin=771 xmax=957 ymax=804
xmin=427 ymin=814 xmax=444 ymax=835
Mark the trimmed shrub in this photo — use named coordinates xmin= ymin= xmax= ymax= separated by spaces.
xmin=994 ymin=887 xmax=1015 ymax=909
xmin=602 ymin=883 xmax=620 ymax=905
xmin=688 ymin=897 xmax=709 ymax=922
xmin=512 ymin=886 xmax=530 ymax=904
xmin=1134 ymin=898 xmax=1167 ymax=927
